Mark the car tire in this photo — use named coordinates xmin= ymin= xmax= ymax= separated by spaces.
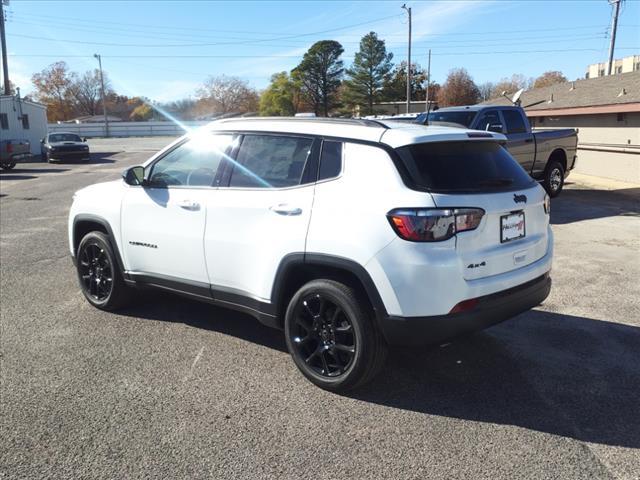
xmin=544 ymin=160 xmax=564 ymax=197
xmin=1 ymin=162 xmax=16 ymax=170
xmin=284 ymin=279 xmax=388 ymax=391
xmin=76 ymin=231 xmax=132 ymax=311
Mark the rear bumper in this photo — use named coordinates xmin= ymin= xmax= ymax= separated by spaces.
xmin=1 ymin=153 xmax=32 ymax=164
xmin=379 ymin=273 xmax=551 ymax=346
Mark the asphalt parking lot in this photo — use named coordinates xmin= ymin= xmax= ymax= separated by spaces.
xmin=1 ymin=137 xmax=639 ymax=479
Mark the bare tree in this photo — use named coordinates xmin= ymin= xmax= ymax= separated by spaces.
xmin=69 ymin=69 xmax=112 ymax=116
xmin=196 ymin=75 xmax=259 ymax=115
xmin=491 ymin=74 xmax=531 ymax=98
xmin=478 ymin=81 xmax=495 ymax=101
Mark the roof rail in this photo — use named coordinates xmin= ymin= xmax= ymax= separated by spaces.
xmin=215 ymin=116 xmax=389 ymax=129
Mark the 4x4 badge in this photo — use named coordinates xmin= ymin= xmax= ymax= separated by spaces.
xmin=513 ymin=194 xmax=527 ymax=204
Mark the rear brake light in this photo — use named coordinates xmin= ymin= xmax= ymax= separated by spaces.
xmin=387 ymin=208 xmax=484 ymax=242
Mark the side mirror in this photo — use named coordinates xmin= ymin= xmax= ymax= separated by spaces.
xmin=41 ymin=138 xmax=45 ymax=143
xmin=83 ymin=137 xmax=87 ymax=142
xmin=122 ymin=166 xmax=145 ymax=186
xmin=486 ymin=123 xmax=503 ymax=133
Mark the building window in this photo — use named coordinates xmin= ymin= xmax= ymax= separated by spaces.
xmin=635 ymin=62 xmax=640 ymax=72
xmin=616 ymin=66 xmax=623 ymax=74
xmin=617 ymin=113 xmax=626 ymax=122
xmin=538 ymin=116 xmax=545 ymax=124
xmin=599 ymin=69 xmax=605 ymax=77
xmin=21 ymin=114 xmax=30 ymax=130
xmin=585 ymin=72 xmax=589 ymax=79
xmin=0 ymin=113 xmax=8 ymax=130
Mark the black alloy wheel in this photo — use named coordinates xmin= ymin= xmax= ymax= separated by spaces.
xmin=76 ymin=231 xmax=131 ymax=310
xmin=79 ymin=242 xmax=114 ymax=302
xmin=285 ymin=279 xmax=387 ymax=391
xmin=290 ymin=293 xmax=356 ymax=377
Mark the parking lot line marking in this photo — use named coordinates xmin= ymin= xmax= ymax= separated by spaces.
xmin=183 ymin=346 xmax=204 ymax=382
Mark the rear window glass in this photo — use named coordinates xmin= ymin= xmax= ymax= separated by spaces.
xmin=396 ymin=141 xmax=535 ymax=193
xmin=319 ymin=141 xmax=342 ymax=180
xmin=426 ymin=111 xmax=476 ymax=128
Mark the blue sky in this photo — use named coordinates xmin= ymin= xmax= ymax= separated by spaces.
xmin=4 ymin=0 xmax=640 ymax=102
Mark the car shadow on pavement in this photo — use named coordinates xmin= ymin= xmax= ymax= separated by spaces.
xmin=118 ymin=291 xmax=287 ymax=353
xmin=120 ymin=291 xmax=639 ymax=448
xmin=552 ymin=187 xmax=640 ymax=225
xmin=350 ymin=310 xmax=640 ymax=449
xmin=0 ymin=168 xmax=70 ymax=181
xmin=49 ymin=152 xmax=120 ymax=165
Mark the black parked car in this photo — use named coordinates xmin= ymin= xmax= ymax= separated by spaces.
xmin=41 ymin=132 xmax=90 ymax=163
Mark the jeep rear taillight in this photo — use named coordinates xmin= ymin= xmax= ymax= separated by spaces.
xmin=387 ymin=208 xmax=484 ymax=242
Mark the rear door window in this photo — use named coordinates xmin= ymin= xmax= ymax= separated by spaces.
xmin=229 ymin=135 xmax=313 ymax=188
xmin=395 ymin=141 xmax=535 ymax=193
xmin=318 ymin=141 xmax=342 ymax=181
xmin=502 ymin=110 xmax=527 ymax=134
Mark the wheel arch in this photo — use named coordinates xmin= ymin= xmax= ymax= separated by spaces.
xmin=547 ymin=148 xmax=567 ymax=172
xmin=271 ymin=253 xmax=388 ymax=328
xmin=73 ymin=214 xmax=126 ymax=275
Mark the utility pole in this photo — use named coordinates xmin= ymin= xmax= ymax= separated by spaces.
xmin=402 ymin=4 xmax=412 ymax=114
xmin=93 ymin=53 xmax=109 ymax=137
xmin=0 ymin=0 xmax=11 ymax=95
xmin=425 ymin=49 xmax=431 ymax=113
xmin=606 ymin=0 xmax=622 ymax=75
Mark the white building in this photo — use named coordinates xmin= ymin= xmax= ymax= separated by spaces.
xmin=586 ymin=55 xmax=640 ymax=78
xmin=0 ymin=95 xmax=48 ymax=155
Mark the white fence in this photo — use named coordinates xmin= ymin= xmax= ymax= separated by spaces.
xmin=47 ymin=121 xmax=211 ymax=138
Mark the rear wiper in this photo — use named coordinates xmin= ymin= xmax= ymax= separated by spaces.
xmin=477 ymin=178 xmax=514 ymax=187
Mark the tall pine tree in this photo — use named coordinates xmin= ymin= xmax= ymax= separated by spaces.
xmin=343 ymin=32 xmax=393 ymax=116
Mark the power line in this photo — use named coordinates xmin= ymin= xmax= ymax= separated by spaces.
xmin=9 ymin=47 xmax=638 ymax=60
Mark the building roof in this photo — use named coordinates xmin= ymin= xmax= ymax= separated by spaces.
xmin=482 ymin=71 xmax=640 ymax=116
xmin=0 ymin=95 xmax=47 ymax=110
xmin=207 ymin=117 xmax=504 ymax=149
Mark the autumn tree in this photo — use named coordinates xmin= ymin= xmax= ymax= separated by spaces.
xmin=196 ymin=75 xmax=259 ymax=115
xmin=130 ymin=103 xmax=153 ymax=121
xmin=533 ymin=71 xmax=567 ymax=89
xmin=381 ymin=61 xmax=427 ymax=101
xmin=259 ymin=72 xmax=304 ymax=116
xmin=292 ymin=40 xmax=344 ymax=116
xmin=343 ymin=32 xmax=394 ymax=115
xmin=31 ymin=61 xmax=75 ymax=121
xmin=437 ymin=68 xmax=480 ymax=107
xmin=159 ymin=98 xmax=197 ymax=120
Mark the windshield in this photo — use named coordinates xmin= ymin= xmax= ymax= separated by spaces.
xmin=426 ymin=111 xmax=477 ymax=128
xmin=49 ymin=134 xmax=82 ymax=143
xmin=396 ymin=141 xmax=535 ymax=193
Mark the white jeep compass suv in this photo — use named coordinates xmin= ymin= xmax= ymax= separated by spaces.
xmin=69 ymin=118 xmax=553 ymax=391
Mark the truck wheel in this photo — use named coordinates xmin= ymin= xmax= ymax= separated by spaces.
xmin=284 ymin=279 xmax=387 ymax=391
xmin=1 ymin=162 xmax=16 ymax=170
xmin=76 ymin=231 xmax=132 ymax=311
xmin=544 ymin=161 xmax=564 ymax=197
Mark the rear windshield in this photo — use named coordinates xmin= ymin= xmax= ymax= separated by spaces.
xmin=396 ymin=141 xmax=535 ymax=193
xmin=426 ymin=111 xmax=476 ymax=128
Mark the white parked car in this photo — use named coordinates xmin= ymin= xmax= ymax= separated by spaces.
xmin=68 ymin=118 xmax=553 ymax=391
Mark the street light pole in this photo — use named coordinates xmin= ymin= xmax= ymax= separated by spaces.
xmin=93 ymin=53 xmax=109 ymax=137
xmin=402 ymin=4 xmax=412 ymax=114
xmin=425 ymin=49 xmax=431 ymax=113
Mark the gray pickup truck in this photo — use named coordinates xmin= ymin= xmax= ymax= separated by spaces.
xmin=0 ymin=139 xmax=31 ymax=171
xmin=417 ymin=105 xmax=578 ymax=197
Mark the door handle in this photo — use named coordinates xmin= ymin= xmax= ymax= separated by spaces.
xmin=270 ymin=204 xmax=302 ymax=216
xmin=178 ymin=200 xmax=200 ymax=211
